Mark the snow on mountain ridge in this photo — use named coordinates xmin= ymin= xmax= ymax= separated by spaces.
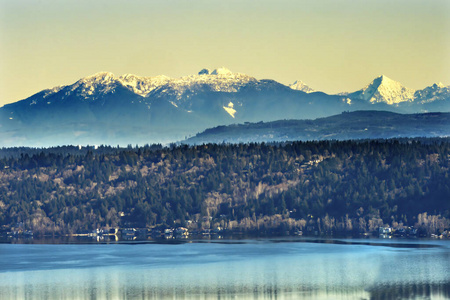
xmin=42 ymin=86 xmax=64 ymax=99
xmin=38 ymin=68 xmax=256 ymax=101
xmin=118 ymin=74 xmax=171 ymax=96
xmin=414 ymin=82 xmax=450 ymax=103
xmin=152 ymin=68 xmax=258 ymax=101
xmin=176 ymin=69 xmax=256 ymax=93
xmin=289 ymin=80 xmax=315 ymax=93
xmin=72 ymin=72 xmax=119 ymax=98
xmin=82 ymin=72 xmax=115 ymax=82
xmin=36 ymin=72 xmax=172 ymax=100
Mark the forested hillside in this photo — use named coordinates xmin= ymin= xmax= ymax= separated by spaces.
xmin=184 ymin=111 xmax=450 ymax=144
xmin=0 ymin=139 xmax=449 ymax=236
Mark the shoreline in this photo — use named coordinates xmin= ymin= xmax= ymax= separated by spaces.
xmin=1 ymin=234 xmax=448 ymax=246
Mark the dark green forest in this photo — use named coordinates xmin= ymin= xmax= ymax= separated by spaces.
xmin=0 ymin=139 xmax=449 ymax=236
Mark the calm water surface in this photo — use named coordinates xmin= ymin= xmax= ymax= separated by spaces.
xmin=0 ymin=238 xmax=449 ymax=299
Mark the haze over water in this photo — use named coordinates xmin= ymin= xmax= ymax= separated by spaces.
xmin=1 ymin=238 xmax=449 ymax=299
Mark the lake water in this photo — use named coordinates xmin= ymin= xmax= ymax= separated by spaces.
xmin=0 ymin=238 xmax=449 ymax=299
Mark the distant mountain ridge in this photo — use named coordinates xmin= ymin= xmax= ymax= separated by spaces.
xmin=288 ymin=80 xmax=315 ymax=93
xmin=9 ymin=68 xmax=449 ymax=110
xmin=346 ymin=75 xmax=449 ymax=105
xmin=37 ymin=67 xmax=257 ymax=102
xmin=184 ymin=111 xmax=450 ymax=144
xmin=0 ymin=68 xmax=448 ymax=147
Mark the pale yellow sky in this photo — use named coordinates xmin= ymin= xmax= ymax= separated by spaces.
xmin=0 ymin=0 xmax=449 ymax=105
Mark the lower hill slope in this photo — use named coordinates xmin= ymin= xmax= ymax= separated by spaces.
xmin=184 ymin=111 xmax=450 ymax=144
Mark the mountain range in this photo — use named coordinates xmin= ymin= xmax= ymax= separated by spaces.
xmin=0 ymin=68 xmax=448 ymax=147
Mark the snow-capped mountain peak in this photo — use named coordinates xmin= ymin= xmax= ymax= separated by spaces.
xmin=350 ymin=75 xmax=415 ymax=105
xmin=71 ymin=72 xmax=120 ymax=98
xmin=289 ymin=80 xmax=315 ymax=93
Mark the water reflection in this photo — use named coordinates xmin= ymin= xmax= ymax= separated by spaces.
xmin=4 ymin=275 xmax=450 ymax=299
xmin=368 ymin=282 xmax=450 ymax=300
xmin=0 ymin=240 xmax=449 ymax=299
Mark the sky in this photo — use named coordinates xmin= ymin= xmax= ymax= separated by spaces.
xmin=0 ymin=0 xmax=449 ymax=106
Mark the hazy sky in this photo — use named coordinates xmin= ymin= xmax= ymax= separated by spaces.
xmin=1 ymin=0 xmax=449 ymax=105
